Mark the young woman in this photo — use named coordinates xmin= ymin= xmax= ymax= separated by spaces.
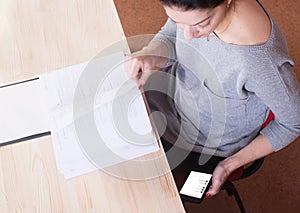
xmin=126 ymin=0 xmax=300 ymax=198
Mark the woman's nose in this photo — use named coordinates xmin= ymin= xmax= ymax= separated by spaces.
xmin=183 ymin=26 xmax=195 ymax=40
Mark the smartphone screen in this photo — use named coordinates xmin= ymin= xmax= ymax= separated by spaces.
xmin=179 ymin=171 xmax=212 ymax=203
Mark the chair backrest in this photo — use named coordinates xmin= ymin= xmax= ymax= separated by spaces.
xmin=227 ymin=110 xmax=274 ymax=181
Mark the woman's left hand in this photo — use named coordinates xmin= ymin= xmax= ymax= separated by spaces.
xmin=205 ymin=160 xmax=233 ymax=198
xmin=205 ymin=134 xmax=274 ymax=198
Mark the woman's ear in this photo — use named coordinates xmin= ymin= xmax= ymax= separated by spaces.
xmin=226 ymin=0 xmax=233 ymax=8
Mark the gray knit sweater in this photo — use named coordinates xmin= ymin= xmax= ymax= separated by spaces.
xmin=151 ymin=10 xmax=300 ymax=157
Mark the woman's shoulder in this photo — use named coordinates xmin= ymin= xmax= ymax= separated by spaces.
xmin=222 ymin=0 xmax=272 ymax=46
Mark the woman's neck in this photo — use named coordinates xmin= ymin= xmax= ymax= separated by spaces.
xmin=214 ymin=2 xmax=235 ymax=36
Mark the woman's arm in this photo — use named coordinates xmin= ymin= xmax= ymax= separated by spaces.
xmin=206 ymin=55 xmax=300 ymax=198
xmin=126 ymin=18 xmax=177 ymax=88
xmin=126 ymin=41 xmax=170 ymax=88
xmin=206 ymin=134 xmax=274 ymax=197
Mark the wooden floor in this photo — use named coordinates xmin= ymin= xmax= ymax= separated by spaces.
xmin=114 ymin=0 xmax=300 ymax=212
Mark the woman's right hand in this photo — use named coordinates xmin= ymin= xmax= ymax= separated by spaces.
xmin=125 ymin=43 xmax=169 ymax=89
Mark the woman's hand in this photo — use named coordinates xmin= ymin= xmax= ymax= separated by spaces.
xmin=125 ymin=51 xmax=159 ymax=89
xmin=205 ymin=134 xmax=274 ymax=198
xmin=125 ymin=42 xmax=169 ymax=89
xmin=205 ymin=159 xmax=233 ymax=198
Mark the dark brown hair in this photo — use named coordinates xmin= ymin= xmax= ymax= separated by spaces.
xmin=160 ymin=0 xmax=226 ymax=10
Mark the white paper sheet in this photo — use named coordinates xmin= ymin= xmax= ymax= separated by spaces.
xmin=40 ymin=52 xmax=159 ymax=179
xmin=0 ymin=79 xmax=50 ymax=143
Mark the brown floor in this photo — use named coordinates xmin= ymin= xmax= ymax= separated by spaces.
xmin=113 ymin=1 xmax=300 ymax=212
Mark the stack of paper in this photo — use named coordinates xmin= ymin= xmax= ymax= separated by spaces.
xmin=0 ymin=79 xmax=50 ymax=144
xmin=39 ymin=52 xmax=159 ymax=179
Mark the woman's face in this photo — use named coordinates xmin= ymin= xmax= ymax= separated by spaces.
xmin=164 ymin=2 xmax=228 ymax=40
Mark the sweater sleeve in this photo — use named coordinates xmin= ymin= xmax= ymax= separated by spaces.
xmin=246 ymin=56 xmax=300 ymax=151
xmin=151 ymin=18 xmax=177 ymax=63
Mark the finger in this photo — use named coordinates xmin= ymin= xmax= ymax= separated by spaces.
xmin=206 ymin=178 xmax=221 ymax=197
xmin=138 ymin=62 xmax=160 ymax=88
xmin=130 ymin=59 xmax=142 ymax=78
xmin=125 ymin=57 xmax=143 ymax=79
xmin=137 ymin=71 xmax=152 ymax=89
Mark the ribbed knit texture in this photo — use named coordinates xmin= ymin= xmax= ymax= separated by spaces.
xmin=151 ymin=9 xmax=300 ymax=157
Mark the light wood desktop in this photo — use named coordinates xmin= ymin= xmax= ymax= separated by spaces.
xmin=0 ymin=0 xmax=185 ymax=212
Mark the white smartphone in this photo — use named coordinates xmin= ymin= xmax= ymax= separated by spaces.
xmin=179 ymin=171 xmax=212 ymax=203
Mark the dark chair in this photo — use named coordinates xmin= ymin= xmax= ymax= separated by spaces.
xmin=170 ymin=155 xmax=265 ymax=213
xmin=171 ymin=110 xmax=274 ymax=213
xmin=195 ymin=110 xmax=273 ymax=212
xmin=221 ymin=157 xmax=265 ymax=213
xmin=144 ymin=66 xmax=275 ymax=212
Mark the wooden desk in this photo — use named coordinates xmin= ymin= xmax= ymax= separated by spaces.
xmin=0 ymin=0 xmax=185 ymax=212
